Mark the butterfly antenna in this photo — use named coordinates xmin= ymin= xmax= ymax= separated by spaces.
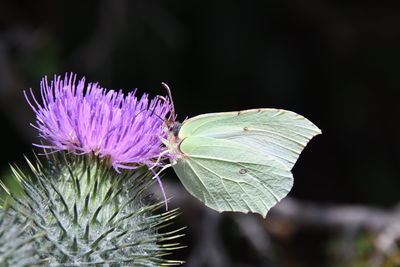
xmin=161 ymin=82 xmax=175 ymax=119
xmin=133 ymin=108 xmax=161 ymax=122
xmin=141 ymin=101 xmax=165 ymax=122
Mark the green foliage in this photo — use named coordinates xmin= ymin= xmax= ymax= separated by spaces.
xmin=1 ymin=153 xmax=183 ymax=266
xmin=328 ymin=232 xmax=400 ymax=267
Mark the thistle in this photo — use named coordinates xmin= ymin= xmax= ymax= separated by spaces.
xmin=5 ymin=154 xmax=183 ymax=266
xmin=0 ymin=206 xmax=47 ymax=266
xmin=0 ymin=74 xmax=183 ymax=266
xmin=24 ymin=74 xmax=171 ymax=172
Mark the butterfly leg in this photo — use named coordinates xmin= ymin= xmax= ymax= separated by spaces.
xmin=150 ymin=168 xmax=169 ymax=210
xmin=149 ymin=150 xmax=170 ymax=171
xmin=152 ymin=163 xmax=174 ymax=180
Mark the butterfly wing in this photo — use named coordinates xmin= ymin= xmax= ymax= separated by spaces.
xmin=173 ymin=136 xmax=293 ymax=217
xmin=178 ymin=109 xmax=321 ymax=170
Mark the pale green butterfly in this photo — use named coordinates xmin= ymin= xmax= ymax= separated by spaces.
xmin=156 ymin=83 xmax=321 ymax=218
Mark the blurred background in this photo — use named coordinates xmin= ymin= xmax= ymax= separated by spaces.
xmin=0 ymin=1 xmax=399 ymax=266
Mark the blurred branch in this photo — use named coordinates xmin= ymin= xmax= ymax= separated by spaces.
xmin=270 ymin=197 xmax=400 ymax=232
xmin=270 ymin=197 xmax=400 ymax=265
xmin=185 ymin=210 xmax=232 ymax=267
xmin=163 ymin=179 xmax=400 ymax=232
xmin=157 ymin=180 xmax=400 ymax=266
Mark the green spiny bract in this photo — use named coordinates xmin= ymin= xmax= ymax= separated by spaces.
xmin=0 ymin=208 xmax=46 ymax=266
xmin=3 ymin=153 xmax=184 ymax=266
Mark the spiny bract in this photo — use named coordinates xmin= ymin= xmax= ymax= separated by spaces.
xmin=0 ymin=208 xmax=47 ymax=266
xmin=2 ymin=153 xmax=183 ymax=266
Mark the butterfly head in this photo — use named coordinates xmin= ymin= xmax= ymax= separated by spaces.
xmin=157 ymin=82 xmax=188 ymax=159
xmin=170 ymin=121 xmax=182 ymax=137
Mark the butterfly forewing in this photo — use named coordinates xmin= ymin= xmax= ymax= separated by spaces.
xmin=178 ymin=109 xmax=321 ymax=169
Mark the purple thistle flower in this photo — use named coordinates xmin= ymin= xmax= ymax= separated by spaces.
xmin=25 ymin=73 xmax=172 ymax=173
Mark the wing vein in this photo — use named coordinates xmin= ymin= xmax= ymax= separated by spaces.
xmin=194 ymin=159 xmax=273 ymax=213
xmin=186 ymin=159 xmax=220 ymax=210
xmin=191 ymin=160 xmax=242 ymax=211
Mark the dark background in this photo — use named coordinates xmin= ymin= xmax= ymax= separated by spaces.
xmin=0 ymin=1 xmax=399 ymax=266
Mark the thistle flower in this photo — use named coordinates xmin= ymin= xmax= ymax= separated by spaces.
xmin=2 ymin=153 xmax=184 ymax=266
xmin=0 ymin=74 xmax=184 ymax=265
xmin=25 ymin=73 xmax=172 ymax=172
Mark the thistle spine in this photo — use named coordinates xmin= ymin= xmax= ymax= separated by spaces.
xmin=1 ymin=153 xmax=183 ymax=266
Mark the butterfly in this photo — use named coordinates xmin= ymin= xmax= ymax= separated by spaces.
xmin=157 ymin=83 xmax=321 ymax=217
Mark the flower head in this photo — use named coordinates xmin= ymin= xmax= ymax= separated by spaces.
xmin=25 ymin=73 xmax=172 ymax=172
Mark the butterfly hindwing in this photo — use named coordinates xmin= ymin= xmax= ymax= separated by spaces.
xmin=173 ymin=136 xmax=293 ymax=217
